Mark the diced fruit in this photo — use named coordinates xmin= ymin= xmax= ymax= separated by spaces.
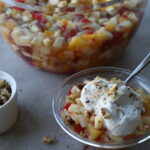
xmin=61 ymin=18 xmax=67 ymax=26
xmin=70 ymin=85 xmax=81 ymax=95
xmin=95 ymin=30 xmax=110 ymax=42
xmin=66 ymin=7 xmax=75 ymax=12
xmin=81 ymin=18 xmax=91 ymax=23
xmin=82 ymin=34 xmax=95 ymax=40
xmin=58 ymin=1 xmax=67 ymax=8
xmin=109 ymin=135 xmax=123 ymax=142
xmin=87 ymin=124 xmax=102 ymax=140
xmin=74 ymin=124 xmax=85 ymax=134
xmin=68 ymin=104 xmax=84 ymax=113
xmin=5 ymin=22 xmax=15 ymax=30
xmin=95 ymin=116 xmax=103 ymax=129
xmin=84 ymin=27 xmax=94 ymax=34
xmin=118 ymin=7 xmax=130 ymax=15
xmin=44 ymin=30 xmax=54 ymax=36
xmin=66 ymin=29 xmax=77 ymax=39
xmin=67 ymin=37 xmax=81 ymax=50
xmin=32 ymin=12 xmax=47 ymax=23
xmin=83 ymin=6 xmax=90 ymax=11
xmin=112 ymin=31 xmax=123 ymax=40
xmin=64 ymin=102 xmax=71 ymax=110
xmin=53 ymin=37 xmax=64 ymax=48
xmin=36 ymin=22 xmax=46 ymax=32
xmin=105 ymin=23 xmax=116 ymax=32
xmin=61 ymin=25 xmax=67 ymax=32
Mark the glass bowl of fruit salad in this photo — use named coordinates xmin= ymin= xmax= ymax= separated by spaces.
xmin=0 ymin=0 xmax=147 ymax=73
xmin=52 ymin=67 xmax=150 ymax=149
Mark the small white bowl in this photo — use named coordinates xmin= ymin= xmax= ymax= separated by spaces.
xmin=0 ymin=71 xmax=18 ymax=134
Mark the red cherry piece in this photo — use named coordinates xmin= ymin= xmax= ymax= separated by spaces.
xmin=83 ymin=6 xmax=90 ymax=11
xmin=112 ymin=31 xmax=123 ymax=40
xmin=61 ymin=25 xmax=67 ymax=33
xmin=81 ymin=18 xmax=91 ymax=23
xmin=74 ymin=124 xmax=85 ymax=134
xmin=66 ymin=7 xmax=75 ymax=12
xmin=119 ymin=7 xmax=130 ymax=15
xmin=66 ymin=29 xmax=77 ymax=39
xmin=64 ymin=103 xmax=71 ymax=110
xmin=24 ymin=46 xmax=32 ymax=54
xmin=85 ymin=27 xmax=94 ymax=34
xmin=32 ymin=12 xmax=47 ymax=23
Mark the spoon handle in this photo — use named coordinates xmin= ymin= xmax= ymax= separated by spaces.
xmin=124 ymin=52 xmax=150 ymax=84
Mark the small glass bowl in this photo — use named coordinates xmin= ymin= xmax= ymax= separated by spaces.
xmin=52 ymin=67 xmax=150 ymax=149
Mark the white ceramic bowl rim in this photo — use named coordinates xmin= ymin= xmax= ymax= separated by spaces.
xmin=0 ymin=71 xmax=17 ymax=108
xmin=52 ymin=67 xmax=150 ymax=149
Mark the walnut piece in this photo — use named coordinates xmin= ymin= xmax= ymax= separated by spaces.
xmin=101 ymin=108 xmax=111 ymax=119
xmin=42 ymin=136 xmax=55 ymax=144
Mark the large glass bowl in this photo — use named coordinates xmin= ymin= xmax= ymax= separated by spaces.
xmin=0 ymin=0 xmax=147 ymax=73
xmin=52 ymin=67 xmax=150 ymax=149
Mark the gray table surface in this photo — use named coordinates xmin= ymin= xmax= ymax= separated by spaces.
xmin=0 ymin=2 xmax=150 ymax=150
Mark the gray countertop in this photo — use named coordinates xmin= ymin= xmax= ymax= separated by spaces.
xmin=0 ymin=1 xmax=150 ymax=150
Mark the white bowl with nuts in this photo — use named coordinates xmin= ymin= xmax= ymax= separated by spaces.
xmin=0 ymin=71 xmax=18 ymax=134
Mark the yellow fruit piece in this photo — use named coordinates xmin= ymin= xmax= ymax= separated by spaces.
xmin=12 ymin=9 xmax=21 ymax=17
xmin=68 ymin=37 xmax=81 ymax=50
xmin=46 ymin=23 xmax=51 ymax=28
xmin=82 ymin=34 xmax=95 ymax=40
xmin=5 ymin=22 xmax=15 ymax=30
xmin=119 ymin=17 xmax=127 ymax=23
xmin=95 ymin=30 xmax=108 ymax=42
xmin=61 ymin=18 xmax=67 ymax=26
xmin=99 ymin=0 xmax=111 ymax=2
xmin=84 ymin=0 xmax=92 ymax=5
xmin=87 ymin=125 xmax=102 ymax=140
xmin=105 ymin=23 xmax=116 ymax=32
xmin=44 ymin=30 xmax=54 ymax=36
xmin=0 ymin=2 xmax=5 ymax=13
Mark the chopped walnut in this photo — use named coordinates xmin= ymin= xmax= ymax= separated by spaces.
xmin=42 ymin=136 xmax=55 ymax=144
xmin=101 ymin=108 xmax=111 ymax=119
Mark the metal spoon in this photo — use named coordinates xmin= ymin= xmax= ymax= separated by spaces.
xmin=123 ymin=52 xmax=150 ymax=84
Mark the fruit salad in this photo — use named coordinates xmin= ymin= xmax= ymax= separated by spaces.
xmin=61 ymin=77 xmax=150 ymax=143
xmin=0 ymin=0 xmax=146 ymax=73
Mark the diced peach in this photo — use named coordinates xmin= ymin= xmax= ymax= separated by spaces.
xmin=87 ymin=124 xmax=102 ymax=140
xmin=118 ymin=17 xmax=127 ymax=23
xmin=82 ymin=34 xmax=95 ymax=40
xmin=95 ymin=30 xmax=109 ymax=43
xmin=105 ymin=23 xmax=116 ymax=32
xmin=44 ymin=30 xmax=54 ymax=36
xmin=68 ymin=37 xmax=81 ymax=50
xmin=61 ymin=18 xmax=67 ymax=26
xmin=0 ymin=2 xmax=5 ymax=13
xmin=5 ymin=22 xmax=15 ymax=30
xmin=12 ymin=9 xmax=21 ymax=17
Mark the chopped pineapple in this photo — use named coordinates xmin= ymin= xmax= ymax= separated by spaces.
xmin=87 ymin=124 xmax=102 ymax=140
xmin=82 ymin=34 xmax=96 ymax=40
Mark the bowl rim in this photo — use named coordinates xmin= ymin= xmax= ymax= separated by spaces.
xmin=52 ymin=66 xmax=150 ymax=149
xmin=0 ymin=71 xmax=17 ymax=109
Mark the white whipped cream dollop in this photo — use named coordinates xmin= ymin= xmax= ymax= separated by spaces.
xmin=80 ymin=77 xmax=144 ymax=136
